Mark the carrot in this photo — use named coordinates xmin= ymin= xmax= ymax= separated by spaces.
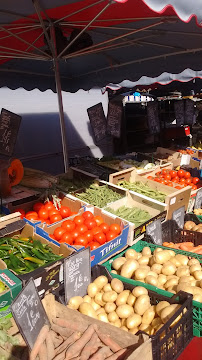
xmin=95 ymin=330 xmax=122 ymax=353
xmin=38 ymin=342 xmax=48 ymax=360
xmin=51 ymin=324 xmax=73 ymax=338
xmin=46 ymin=331 xmax=55 ymax=360
xmin=80 ymin=332 xmax=100 ymax=360
xmin=55 ymin=332 xmax=81 ymax=357
xmin=106 ymin=349 xmax=128 ymax=360
xmin=90 ymin=346 xmax=113 ymax=360
xmin=53 ymin=317 xmax=86 ymax=333
xmin=30 ymin=324 xmax=49 ymax=360
xmin=190 ymin=246 xmax=202 ymax=253
xmin=65 ymin=324 xmax=96 ymax=360
xmin=179 ymin=244 xmax=193 ymax=251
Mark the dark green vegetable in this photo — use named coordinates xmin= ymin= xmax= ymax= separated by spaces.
xmin=117 ymin=180 xmax=166 ymax=202
xmin=105 ymin=205 xmax=151 ymax=227
xmin=75 ymin=184 xmax=123 ymax=208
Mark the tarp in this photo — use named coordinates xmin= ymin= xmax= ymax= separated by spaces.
xmin=0 ymin=0 xmax=202 ymax=92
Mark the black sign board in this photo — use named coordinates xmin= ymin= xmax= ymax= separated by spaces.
xmin=147 ymin=101 xmax=160 ymax=135
xmin=64 ymin=247 xmax=91 ymax=304
xmin=172 ymin=206 xmax=185 ymax=229
xmin=11 ymin=278 xmax=49 ymax=350
xmin=107 ymin=101 xmax=122 ymax=138
xmin=0 ymin=108 xmax=21 ymax=156
xmin=185 ymin=99 xmax=194 ymax=126
xmin=87 ymin=103 xmax=107 ymax=143
xmin=174 ymin=100 xmax=184 ymax=126
xmin=194 ymin=188 xmax=202 ymax=210
xmin=146 ymin=219 xmax=162 ymax=245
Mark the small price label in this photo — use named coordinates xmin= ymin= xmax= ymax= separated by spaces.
xmin=180 ymin=154 xmax=191 ymax=166
xmin=194 ymin=188 xmax=202 ymax=210
xmin=172 ymin=206 xmax=185 ymax=228
xmin=146 ymin=219 xmax=162 ymax=245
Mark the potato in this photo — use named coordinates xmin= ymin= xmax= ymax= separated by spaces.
xmin=138 ymin=256 xmax=150 ymax=266
xmin=139 ymin=323 xmax=154 ymax=335
xmin=83 ymin=295 xmax=92 ymax=304
xmin=126 ymin=314 xmax=142 ymax=329
xmin=112 ymin=319 xmax=122 ymax=328
xmin=149 ymin=257 xmax=155 ymax=267
xmin=97 ymin=313 xmax=109 ymax=323
xmin=102 ymin=291 xmax=118 ymax=303
xmin=177 ymin=283 xmax=202 ymax=296
xmin=142 ymin=306 xmax=155 ymax=325
xmin=142 ymin=247 xmax=152 ymax=257
xmin=79 ymin=303 xmax=97 ymax=319
xmin=116 ymin=304 xmax=134 ymax=319
xmin=154 ymin=251 xmax=171 ymax=264
xmin=184 ymin=221 xmax=195 ymax=230
xmin=179 ymin=275 xmax=195 ymax=283
xmin=151 ymin=264 xmax=162 ymax=275
xmin=104 ymin=302 xmax=116 ymax=313
xmin=111 ymin=270 xmax=118 ymax=275
xmin=153 ymin=248 xmax=163 ymax=255
xmin=176 ymin=266 xmax=190 ymax=278
xmin=190 ymin=264 xmax=201 ymax=274
xmin=134 ymin=295 xmax=150 ymax=316
xmin=162 ymin=263 xmax=176 ymax=276
xmin=151 ymin=317 xmax=163 ymax=330
xmin=125 ymin=248 xmax=138 ymax=260
xmin=127 ymin=294 xmax=136 ymax=307
xmin=121 ymin=259 xmax=139 ymax=278
xmin=175 ymin=254 xmax=188 ymax=266
xmin=94 ymin=292 xmax=105 ymax=306
xmin=200 ymin=280 xmax=202 ymax=288
xmin=87 ymin=283 xmax=98 ymax=298
xmin=167 ymin=287 xmax=176 ymax=294
xmin=158 ymin=274 xmax=167 ymax=286
xmin=132 ymin=286 xmax=148 ymax=297
xmin=164 ymin=278 xmax=179 ymax=289
xmin=145 ymin=275 xmax=158 ymax=287
xmin=137 ymin=253 xmax=142 ymax=260
xmin=166 ymin=250 xmax=175 ymax=258
xmin=193 ymin=294 xmax=202 ymax=302
xmin=147 ymin=271 xmax=158 ymax=278
xmin=170 ymin=257 xmax=181 ymax=267
xmin=188 ymin=258 xmax=200 ymax=267
xmin=108 ymin=311 xmax=119 ymax=323
xmin=129 ymin=327 xmax=139 ymax=334
xmin=68 ymin=296 xmax=83 ymax=309
xmin=94 ymin=276 xmax=108 ymax=290
xmin=103 ymin=283 xmax=112 ymax=292
xmin=193 ymin=270 xmax=202 ymax=281
xmin=192 ymin=225 xmax=199 ymax=231
xmin=160 ymin=304 xmax=181 ymax=327
xmin=112 ymin=257 xmax=126 ymax=271
xmin=91 ymin=300 xmax=100 ymax=311
xmin=116 ymin=290 xmax=130 ymax=306
xmin=96 ymin=308 xmax=106 ymax=316
xmin=156 ymin=301 xmax=170 ymax=316
xmin=111 ymin=278 xmax=124 ymax=293
xmin=134 ymin=268 xmax=149 ymax=281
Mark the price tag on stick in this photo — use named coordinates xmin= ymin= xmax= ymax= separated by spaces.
xmin=11 ymin=278 xmax=49 ymax=350
xmin=172 ymin=206 xmax=185 ymax=229
xmin=194 ymin=188 xmax=202 ymax=210
xmin=146 ymin=219 xmax=162 ymax=245
xmin=64 ymin=247 xmax=91 ymax=304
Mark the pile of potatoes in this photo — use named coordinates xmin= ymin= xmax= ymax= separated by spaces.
xmin=111 ymin=247 xmax=202 ymax=302
xmin=193 ymin=209 xmax=202 ymax=216
xmin=68 ymin=276 xmax=183 ymax=336
xmin=184 ymin=220 xmax=202 ymax=232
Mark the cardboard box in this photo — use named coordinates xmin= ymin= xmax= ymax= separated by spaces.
xmin=103 ymin=192 xmax=166 ymax=245
xmin=0 ymin=214 xmax=74 ymax=298
xmin=0 ymin=269 xmax=22 ymax=319
xmin=36 ymin=206 xmax=129 ymax=267
xmin=109 ymin=168 xmax=192 ymax=219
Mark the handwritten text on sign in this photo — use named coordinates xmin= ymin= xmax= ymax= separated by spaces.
xmin=64 ymin=247 xmax=91 ymax=304
xmin=11 ymin=279 xmax=49 ymax=349
xmin=146 ymin=219 xmax=162 ymax=245
xmin=0 ymin=108 xmax=21 ymax=156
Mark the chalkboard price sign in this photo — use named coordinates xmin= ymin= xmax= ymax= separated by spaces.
xmin=146 ymin=219 xmax=162 ymax=245
xmin=87 ymin=103 xmax=107 ymax=143
xmin=64 ymin=247 xmax=91 ymax=304
xmin=194 ymin=188 xmax=202 ymax=210
xmin=107 ymin=101 xmax=122 ymax=138
xmin=147 ymin=101 xmax=160 ymax=135
xmin=11 ymin=278 xmax=49 ymax=350
xmin=0 ymin=108 xmax=21 ymax=156
xmin=172 ymin=206 xmax=185 ymax=229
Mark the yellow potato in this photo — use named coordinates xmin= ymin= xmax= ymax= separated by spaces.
xmin=151 ymin=317 xmax=163 ymax=330
xmin=103 ymin=283 xmax=113 ymax=292
xmin=112 ymin=257 xmax=126 ymax=271
xmin=154 ymin=251 xmax=171 ymax=265
xmin=179 ymin=276 xmax=195 ymax=283
xmin=120 ymin=259 xmax=139 ymax=278
xmin=151 ymin=264 xmax=162 ymax=275
xmin=94 ymin=292 xmax=105 ymax=306
xmin=142 ymin=306 xmax=155 ymax=325
xmin=164 ymin=278 xmax=179 ymax=289
xmin=111 ymin=278 xmax=124 ymax=293
xmin=96 ymin=308 xmax=106 ymax=316
xmin=153 ymin=248 xmax=163 ymax=255
xmin=145 ymin=275 xmax=158 ymax=287
xmin=108 ymin=311 xmax=119 ymax=323
xmin=176 ymin=266 xmax=190 ymax=278
xmin=175 ymin=254 xmax=188 ymax=266
xmin=116 ymin=304 xmax=134 ymax=319
xmin=170 ymin=257 xmax=181 ymax=267
xmin=116 ymin=290 xmax=130 ymax=306
xmin=193 ymin=294 xmax=202 ymax=302
xmin=126 ymin=314 xmax=142 ymax=329
xmin=93 ymin=276 xmax=108 ymax=290
xmin=102 ymin=290 xmax=118 ymax=303
xmin=139 ymin=323 xmax=154 ymax=335
xmin=97 ymin=312 xmax=109 ymax=323
xmin=190 ymin=264 xmax=201 ymax=274
xmin=132 ymin=286 xmax=148 ymax=297
xmin=160 ymin=304 xmax=181 ymax=327
xmin=193 ymin=270 xmax=202 ymax=281
xmin=138 ymin=256 xmax=150 ymax=266
xmin=162 ymin=264 xmax=176 ymax=276
xmin=158 ymin=274 xmax=167 ymax=286
xmin=147 ymin=271 xmax=158 ymax=278
xmin=68 ymin=296 xmax=83 ymax=310
xmin=156 ymin=301 xmax=170 ymax=316
xmin=79 ymin=302 xmax=97 ymax=319
xmin=127 ymin=293 xmax=136 ymax=307
xmin=129 ymin=327 xmax=139 ymax=334
xmin=166 ymin=250 xmax=175 ymax=257
xmin=83 ymin=295 xmax=92 ymax=304
xmin=113 ymin=319 xmax=122 ymax=328
xmin=111 ymin=270 xmax=118 ymax=275
xmin=134 ymin=295 xmax=150 ymax=316
xmin=177 ymin=283 xmax=202 ymax=296
xmin=188 ymin=258 xmax=200 ymax=267
xmin=91 ymin=300 xmax=100 ymax=311
xmin=134 ymin=268 xmax=149 ymax=281
xmin=125 ymin=248 xmax=138 ymax=260
xmin=142 ymin=247 xmax=152 ymax=257
xmin=104 ymin=302 xmax=116 ymax=313
xmin=87 ymin=283 xmax=98 ymax=298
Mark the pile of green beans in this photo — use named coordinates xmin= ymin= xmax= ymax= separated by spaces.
xmin=75 ymin=184 xmax=123 ymax=207
xmin=105 ymin=205 xmax=151 ymax=226
xmin=117 ymin=181 xmax=166 ymax=202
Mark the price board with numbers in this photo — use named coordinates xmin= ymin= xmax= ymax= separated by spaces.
xmin=0 ymin=108 xmax=21 ymax=156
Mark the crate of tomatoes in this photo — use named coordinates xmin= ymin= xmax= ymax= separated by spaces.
xmin=36 ymin=206 xmax=129 ymax=267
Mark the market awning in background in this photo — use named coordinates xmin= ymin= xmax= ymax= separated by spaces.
xmin=0 ymin=0 xmax=201 ymax=92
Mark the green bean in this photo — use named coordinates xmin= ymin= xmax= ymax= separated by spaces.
xmin=105 ymin=205 xmax=151 ymax=226
xmin=75 ymin=184 xmax=123 ymax=207
xmin=117 ymin=180 xmax=166 ymax=202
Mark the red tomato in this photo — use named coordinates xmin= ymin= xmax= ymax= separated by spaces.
xmin=71 ymin=228 xmax=80 ymax=240
xmin=169 ymin=170 xmax=177 ymax=178
xmin=53 ymin=227 xmax=66 ymax=241
xmin=177 ymin=169 xmax=185 ymax=178
xmin=147 ymin=176 xmax=153 ymax=180
xmin=61 ymin=219 xmax=75 ymax=232
xmin=94 ymin=232 xmax=106 ymax=245
xmin=60 ymin=206 xmax=71 ymax=218
xmin=172 ymin=178 xmax=179 ymax=183
xmin=164 ymin=174 xmax=171 ymax=181
xmin=99 ymin=223 xmax=110 ymax=234
xmin=185 ymin=178 xmax=192 ymax=185
xmin=46 ymin=219 xmax=50 ymax=225
xmin=74 ymin=215 xmax=84 ymax=226
xmin=49 ymin=234 xmax=56 ymax=240
xmin=74 ymin=234 xmax=89 ymax=247
xmin=164 ymin=179 xmax=169 ymax=185
xmin=184 ymin=172 xmax=191 ymax=179
xmin=92 ymin=226 xmax=102 ymax=235
xmin=160 ymin=174 xmax=165 ymax=179
xmin=38 ymin=208 xmax=49 ymax=220
xmin=60 ymin=232 xmax=73 ymax=245
xmin=192 ymin=177 xmax=200 ymax=185
xmin=44 ymin=201 xmax=54 ymax=212
xmin=192 ymin=184 xmax=198 ymax=190
xmin=159 ymin=179 xmax=165 ymax=184
xmin=109 ymin=224 xmax=121 ymax=235
xmin=179 ymin=178 xmax=186 ymax=184
xmin=167 ymin=181 xmax=173 ymax=187
xmin=25 ymin=211 xmax=38 ymax=221
xmin=15 ymin=208 xmax=25 ymax=219
xmin=162 ymin=169 xmax=167 ymax=175
xmin=89 ymin=241 xmax=100 ymax=251
xmin=175 ymin=186 xmax=182 ymax=189
xmin=106 ymin=231 xmax=117 ymax=242
xmin=82 ymin=211 xmax=94 ymax=220
xmin=76 ymin=224 xmax=88 ymax=234
xmin=83 ymin=230 xmax=93 ymax=243
xmin=49 ymin=214 xmax=62 ymax=224
xmin=94 ymin=216 xmax=104 ymax=226
xmin=155 ymin=171 xmax=161 ymax=176
xmin=49 ymin=208 xmax=60 ymax=217
xmin=33 ymin=202 xmax=44 ymax=213
xmin=84 ymin=219 xmax=97 ymax=230
xmin=154 ymin=177 xmax=160 ymax=182
xmin=71 ymin=212 xmax=77 ymax=216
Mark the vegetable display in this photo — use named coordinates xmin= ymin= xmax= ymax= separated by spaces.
xmin=0 ymin=237 xmax=62 ymax=274
xmin=184 ymin=221 xmax=202 ymax=233
xmin=110 ymin=247 xmax=202 ymax=302
xmin=117 ymin=181 xmax=166 ymax=202
xmin=99 ymin=158 xmax=158 ymax=172
xmin=162 ymin=242 xmax=202 ymax=254
xmin=194 ymin=208 xmax=202 ymax=216
xmin=75 ymin=184 xmax=123 ymax=208
xmin=68 ymin=276 xmax=183 ymax=335
xmin=105 ymin=206 xmax=151 ymax=227
xmin=57 ymin=177 xmax=94 ymax=193
xmin=50 ymin=211 xmax=121 ymax=250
